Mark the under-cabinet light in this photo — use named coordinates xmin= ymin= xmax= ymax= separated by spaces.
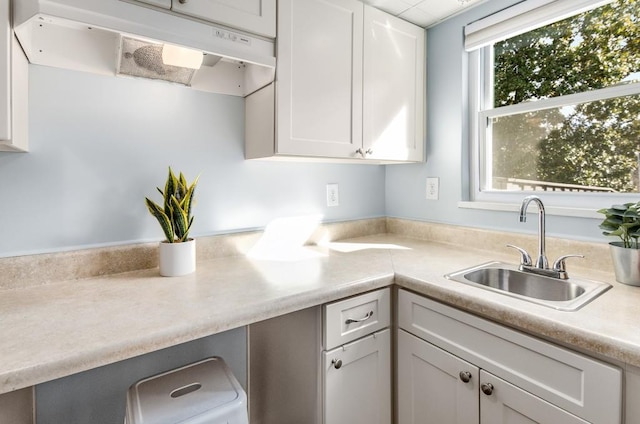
xmin=162 ymin=44 xmax=204 ymax=70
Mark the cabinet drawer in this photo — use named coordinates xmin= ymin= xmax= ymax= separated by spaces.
xmin=398 ymin=289 xmax=621 ymax=424
xmin=324 ymin=288 xmax=390 ymax=350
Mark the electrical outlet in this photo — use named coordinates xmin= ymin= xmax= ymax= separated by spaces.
xmin=426 ymin=177 xmax=439 ymax=200
xmin=326 ymin=183 xmax=339 ymax=207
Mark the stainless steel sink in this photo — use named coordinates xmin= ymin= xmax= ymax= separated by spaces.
xmin=445 ymin=262 xmax=611 ymax=311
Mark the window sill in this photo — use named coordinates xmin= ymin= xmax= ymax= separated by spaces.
xmin=457 ymin=201 xmax=601 ymax=219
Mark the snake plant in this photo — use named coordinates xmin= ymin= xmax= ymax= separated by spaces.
xmin=145 ymin=167 xmax=199 ymax=243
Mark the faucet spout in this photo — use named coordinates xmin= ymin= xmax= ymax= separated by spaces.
xmin=519 ymin=195 xmax=548 ymax=269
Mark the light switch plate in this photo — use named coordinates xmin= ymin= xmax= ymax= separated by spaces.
xmin=426 ymin=177 xmax=439 ymax=200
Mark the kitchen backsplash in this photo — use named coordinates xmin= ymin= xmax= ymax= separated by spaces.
xmin=0 ymin=217 xmax=613 ymax=290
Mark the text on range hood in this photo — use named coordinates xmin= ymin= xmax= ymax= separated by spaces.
xmin=12 ymin=0 xmax=276 ymax=96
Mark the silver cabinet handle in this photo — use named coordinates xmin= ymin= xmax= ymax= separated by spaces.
xmin=459 ymin=371 xmax=472 ymax=383
xmin=355 ymin=148 xmax=373 ymax=158
xmin=345 ymin=310 xmax=373 ymax=324
xmin=178 ymin=0 xmax=188 ymax=3
xmin=481 ymin=383 xmax=494 ymax=395
xmin=332 ymin=359 xmax=342 ymax=369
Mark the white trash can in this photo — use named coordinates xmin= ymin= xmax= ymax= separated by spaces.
xmin=125 ymin=357 xmax=248 ymax=424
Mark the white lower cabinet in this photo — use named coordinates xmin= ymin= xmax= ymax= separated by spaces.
xmin=249 ymin=288 xmax=391 ymax=424
xmin=479 ymin=370 xmax=588 ymax=424
xmin=324 ymin=329 xmax=391 ymax=424
xmin=398 ymin=329 xmax=589 ymax=423
xmin=397 ymin=329 xmax=478 ymax=424
xmin=397 ymin=289 xmax=622 ymax=424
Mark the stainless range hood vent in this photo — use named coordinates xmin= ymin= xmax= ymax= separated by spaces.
xmin=13 ymin=0 xmax=275 ymax=96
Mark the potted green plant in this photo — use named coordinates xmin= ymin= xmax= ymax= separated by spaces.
xmin=598 ymin=202 xmax=640 ymax=286
xmin=145 ymin=167 xmax=199 ymax=277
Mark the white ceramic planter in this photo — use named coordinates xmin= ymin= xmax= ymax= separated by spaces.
xmin=609 ymin=242 xmax=640 ymax=286
xmin=159 ymin=239 xmax=196 ymax=277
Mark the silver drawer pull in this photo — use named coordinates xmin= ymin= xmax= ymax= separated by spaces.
xmin=345 ymin=310 xmax=373 ymax=324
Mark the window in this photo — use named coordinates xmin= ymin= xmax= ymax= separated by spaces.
xmin=466 ymin=0 xmax=640 ymax=210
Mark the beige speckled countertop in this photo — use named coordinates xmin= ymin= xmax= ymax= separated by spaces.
xmin=2 ymin=227 xmax=640 ymax=396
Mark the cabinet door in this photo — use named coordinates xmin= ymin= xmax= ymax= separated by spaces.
xmin=479 ymin=370 xmax=589 ymax=424
xmin=0 ymin=0 xmax=27 ymax=152
xmin=397 ymin=329 xmax=478 ymax=424
xmin=323 ymin=329 xmax=390 ymax=424
xmin=363 ymin=6 xmax=425 ymax=162
xmin=276 ymin=0 xmax=363 ymax=159
xmin=172 ymin=0 xmax=276 ymax=38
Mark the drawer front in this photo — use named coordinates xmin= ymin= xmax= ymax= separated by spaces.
xmin=398 ymin=289 xmax=621 ymax=424
xmin=324 ymin=288 xmax=390 ymax=350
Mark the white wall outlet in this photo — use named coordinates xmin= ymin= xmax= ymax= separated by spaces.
xmin=426 ymin=177 xmax=439 ymax=200
xmin=326 ymin=183 xmax=340 ymax=207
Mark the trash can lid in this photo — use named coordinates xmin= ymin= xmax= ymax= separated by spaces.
xmin=126 ymin=357 xmax=245 ymax=424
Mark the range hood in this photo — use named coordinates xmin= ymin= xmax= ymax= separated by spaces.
xmin=12 ymin=0 xmax=276 ymax=96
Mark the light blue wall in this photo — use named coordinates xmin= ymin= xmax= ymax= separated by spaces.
xmin=0 ymin=1 xmax=615 ymax=260
xmin=385 ymin=0 xmax=609 ymax=242
xmin=0 ymin=65 xmax=385 ymax=257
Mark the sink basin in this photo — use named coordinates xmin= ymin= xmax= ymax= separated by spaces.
xmin=445 ymin=262 xmax=611 ymax=311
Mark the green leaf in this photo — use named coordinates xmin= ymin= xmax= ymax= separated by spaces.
xmin=171 ymin=195 xmax=189 ymax=241
xmin=602 ymin=208 xmax=627 ymax=217
xmin=145 ymin=198 xmax=174 ymax=242
xmin=182 ymin=216 xmax=195 ymax=242
xmin=599 ymin=222 xmax=619 ymax=231
xmin=604 ymin=216 xmax=623 ymax=225
xmin=182 ymin=175 xmax=199 ymax=220
xmin=164 ymin=167 xmax=177 ymax=216
xmin=178 ymin=172 xmax=188 ymax=200
xmin=612 ymin=203 xmax=634 ymax=211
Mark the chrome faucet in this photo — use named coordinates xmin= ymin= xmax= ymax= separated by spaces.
xmin=519 ymin=195 xmax=549 ymax=269
xmin=507 ymin=195 xmax=584 ymax=279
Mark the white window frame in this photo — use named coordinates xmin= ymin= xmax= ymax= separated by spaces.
xmin=463 ymin=0 xmax=640 ymax=217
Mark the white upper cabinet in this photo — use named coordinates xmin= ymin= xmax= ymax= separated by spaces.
xmin=0 ymin=0 xmax=27 ymax=152
xmin=363 ymin=6 xmax=425 ymax=162
xmin=276 ymin=0 xmax=363 ymax=159
xmin=245 ymin=1 xmax=425 ymax=163
xmin=171 ymin=0 xmax=276 ymax=38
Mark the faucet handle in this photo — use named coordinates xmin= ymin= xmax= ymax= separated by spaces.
xmin=552 ymin=254 xmax=585 ymax=273
xmin=506 ymin=244 xmax=532 ymax=266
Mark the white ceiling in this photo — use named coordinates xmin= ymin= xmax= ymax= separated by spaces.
xmin=362 ymin=0 xmax=487 ymax=28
